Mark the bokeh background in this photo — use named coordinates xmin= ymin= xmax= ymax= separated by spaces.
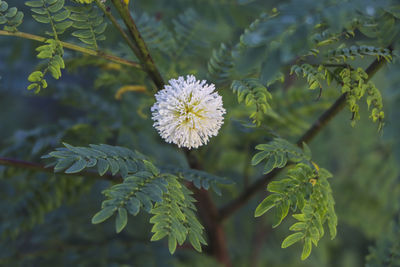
xmin=0 ymin=0 xmax=399 ymax=266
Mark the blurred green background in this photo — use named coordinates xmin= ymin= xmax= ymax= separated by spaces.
xmin=1 ymin=0 xmax=400 ymax=266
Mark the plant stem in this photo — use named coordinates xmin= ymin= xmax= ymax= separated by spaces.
xmin=218 ymin=56 xmax=389 ymax=222
xmin=95 ymin=0 xmax=142 ymax=62
xmin=0 ymin=30 xmax=141 ymax=69
xmin=111 ymin=0 xmax=165 ymax=89
xmin=0 ymin=157 xmax=121 ymax=182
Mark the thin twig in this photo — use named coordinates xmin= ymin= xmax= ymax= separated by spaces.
xmin=95 ymin=0 xmax=142 ymax=62
xmin=111 ymin=0 xmax=164 ymax=89
xmin=0 ymin=30 xmax=141 ymax=69
xmin=218 ymin=56 xmax=389 ymax=222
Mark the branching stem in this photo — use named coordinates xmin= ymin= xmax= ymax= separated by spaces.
xmin=111 ymin=0 xmax=164 ymax=89
xmin=0 ymin=30 xmax=142 ymax=69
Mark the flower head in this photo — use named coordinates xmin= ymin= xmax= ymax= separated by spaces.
xmin=151 ymin=75 xmax=225 ymax=149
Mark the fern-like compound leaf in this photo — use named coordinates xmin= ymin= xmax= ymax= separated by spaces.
xmin=25 ymin=0 xmax=73 ymax=36
xmin=91 ymin=171 xmax=168 ymax=233
xmin=254 ymin=161 xmax=337 ymax=260
xmin=231 ymin=78 xmax=272 ymax=126
xmin=0 ymin=0 xmax=24 ymax=31
xmin=44 ymin=143 xmax=153 ymax=178
xmin=328 ymin=46 xmax=392 ymax=62
xmin=66 ymin=5 xmax=107 ymax=49
xmin=150 ymin=175 xmax=206 ymax=254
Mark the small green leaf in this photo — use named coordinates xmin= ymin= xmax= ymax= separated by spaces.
xmin=188 ymin=232 xmax=202 ymax=252
xmin=54 ymin=157 xmax=75 ymax=172
xmin=107 ymin=158 xmax=119 ymax=175
xmin=251 ymin=150 xmax=269 ymax=166
xmin=32 ymin=14 xmax=51 ymax=23
xmin=65 ymin=158 xmax=87 ymax=173
xmin=301 ymin=238 xmax=312 ymax=260
xmin=281 ymin=232 xmax=304 ymax=248
xmin=254 ymin=194 xmax=280 ymax=217
xmin=263 ymin=156 xmax=276 ymax=174
xmin=115 ymin=207 xmax=128 ymax=233
xmin=48 ymin=0 xmax=64 ymax=13
xmin=150 ymin=230 xmax=168 ymax=242
xmin=28 ymin=71 xmax=43 ymax=82
xmin=289 ymin=222 xmax=307 ymax=231
xmin=97 ymin=158 xmax=109 ymax=176
xmin=25 ymin=1 xmax=43 ymax=8
xmin=91 ymin=206 xmax=116 ymax=224
xmin=168 ymin=236 xmax=177 ymax=254
xmin=126 ymin=197 xmax=140 ymax=216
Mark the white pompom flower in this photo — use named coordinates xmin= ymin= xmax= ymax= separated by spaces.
xmin=151 ymin=75 xmax=226 ymax=149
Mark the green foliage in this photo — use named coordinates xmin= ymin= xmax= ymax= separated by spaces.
xmin=252 ymin=138 xmax=311 ymax=174
xmin=290 ymin=64 xmax=333 ymax=90
xmin=91 ymin=170 xmax=166 ymax=229
xmin=0 ymin=0 xmax=24 ymax=31
xmin=25 ymin=0 xmax=73 ymax=37
xmin=44 ymin=143 xmax=151 ymax=178
xmin=207 ymin=43 xmax=234 ymax=84
xmin=150 ymin=176 xmax=206 ymax=254
xmin=25 ymin=0 xmax=73 ymax=93
xmin=231 ymin=78 xmax=272 ymax=126
xmin=1 ymin=174 xmax=92 ymax=240
xmin=1 ymin=0 xmax=400 ymax=265
xmin=91 ymin=170 xmax=207 ymax=254
xmin=162 ymin=166 xmax=233 ymax=195
xmin=339 ymin=67 xmax=384 ymax=129
xmin=45 ymin=143 xmax=209 ymax=254
xmin=135 ymin=12 xmax=177 ymax=54
xmin=253 ymin=138 xmax=336 ymax=260
xmin=328 ymin=46 xmax=393 ymax=62
xmin=66 ymin=5 xmax=107 ymax=49
xmin=255 ymin=163 xmax=337 ymax=260
xmin=27 ymin=39 xmax=65 ymax=93
xmin=366 ymin=216 xmax=400 ymax=266
xmin=172 ymin=8 xmax=209 ymax=58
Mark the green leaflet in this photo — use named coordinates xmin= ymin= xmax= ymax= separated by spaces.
xmin=0 ymin=1 xmax=24 ymax=31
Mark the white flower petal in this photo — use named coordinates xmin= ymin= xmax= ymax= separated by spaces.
xmin=151 ymin=75 xmax=226 ymax=149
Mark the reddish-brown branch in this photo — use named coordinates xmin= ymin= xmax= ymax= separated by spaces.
xmin=185 ymin=150 xmax=232 ymax=267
